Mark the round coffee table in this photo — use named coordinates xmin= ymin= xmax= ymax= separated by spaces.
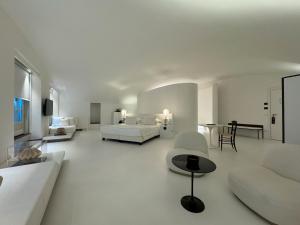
xmin=172 ymin=154 xmax=216 ymax=213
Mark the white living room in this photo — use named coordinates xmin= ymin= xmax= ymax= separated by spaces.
xmin=1 ymin=1 xmax=300 ymax=225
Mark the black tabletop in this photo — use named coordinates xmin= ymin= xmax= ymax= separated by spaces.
xmin=172 ymin=154 xmax=216 ymax=174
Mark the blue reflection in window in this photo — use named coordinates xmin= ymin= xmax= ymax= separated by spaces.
xmin=14 ymin=98 xmax=23 ymax=122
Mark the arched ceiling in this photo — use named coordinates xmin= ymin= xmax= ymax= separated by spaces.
xmin=1 ymin=0 xmax=300 ymax=102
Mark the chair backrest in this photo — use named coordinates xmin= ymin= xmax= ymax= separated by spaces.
xmin=174 ymin=131 xmax=208 ymax=154
xmin=231 ymin=120 xmax=238 ymax=140
xmin=262 ymin=143 xmax=300 ymax=183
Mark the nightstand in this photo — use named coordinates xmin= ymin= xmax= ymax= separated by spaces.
xmin=160 ymin=123 xmax=174 ymax=138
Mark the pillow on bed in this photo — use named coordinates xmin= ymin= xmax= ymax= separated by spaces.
xmin=140 ymin=116 xmax=156 ymax=125
xmin=66 ymin=117 xmax=76 ymax=126
xmin=59 ymin=118 xmax=70 ymax=126
xmin=52 ymin=117 xmax=63 ymax=126
xmin=126 ymin=116 xmax=137 ymax=125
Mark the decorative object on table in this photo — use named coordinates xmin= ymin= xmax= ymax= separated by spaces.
xmin=166 ymin=131 xmax=208 ymax=176
xmin=219 ymin=120 xmax=238 ymax=151
xmin=5 ymin=140 xmax=47 ymax=167
xmin=55 ymin=127 xmax=66 ymax=136
xmin=0 ymin=176 xmax=3 ymax=186
xmin=12 ymin=156 xmax=47 ymax=167
xmin=172 ymin=154 xmax=216 ymax=213
xmin=186 ymin=155 xmax=199 ymax=170
xmin=18 ymin=148 xmax=42 ymax=161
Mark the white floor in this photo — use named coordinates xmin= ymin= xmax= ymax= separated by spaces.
xmin=42 ymin=130 xmax=279 ymax=225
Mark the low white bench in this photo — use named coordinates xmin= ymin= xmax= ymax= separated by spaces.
xmin=0 ymin=151 xmax=65 ymax=225
xmin=227 ymin=123 xmax=264 ymax=139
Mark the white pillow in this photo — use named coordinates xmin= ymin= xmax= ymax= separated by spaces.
xmin=140 ymin=116 xmax=156 ymax=125
xmin=59 ymin=118 xmax=69 ymax=126
xmin=125 ymin=117 xmax=137 ymax=125
xmin=52 ymin=117 xmax=62 ymax=126
xmin=67 ymin=117 xmax=76 ymax=126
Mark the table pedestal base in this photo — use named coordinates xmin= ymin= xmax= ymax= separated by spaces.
xmin=181 ymin=195 xmax=205 ymax=213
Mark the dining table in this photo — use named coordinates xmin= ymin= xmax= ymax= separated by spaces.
xmin=198 ymin=124 xmax=230 ymax=148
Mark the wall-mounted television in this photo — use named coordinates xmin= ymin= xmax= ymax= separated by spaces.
xmin=43 ymin=98 xmax=53 ymax=116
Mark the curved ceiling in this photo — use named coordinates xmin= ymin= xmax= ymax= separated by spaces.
xmin=1 ymin=0 xmax=300 ymax=102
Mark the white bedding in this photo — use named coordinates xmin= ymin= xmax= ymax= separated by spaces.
xmin=101 ymin=124 xmax=160 ymax=137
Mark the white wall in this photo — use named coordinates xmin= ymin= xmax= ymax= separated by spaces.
xmin=138 ymin=83 xmax=198 ymax=132
xmin=0 ymin=7 xmax=50 ymax=163
xmin=31 ymin=73 xmax=43 ymax=139
xmin=50 ymin=88 xmax=59 ymax=117
xmin=218 ymin=75 xmax=282 ymax=138
xmin=14 ymin=64 xmax=31 ymax=100
xmin=59 ymin=92 xmax=119 ymax=128
xmin=198 ymin=84 xmax=218 ymax=124
xmin=120 ymin=95 xmax=138 ymax=116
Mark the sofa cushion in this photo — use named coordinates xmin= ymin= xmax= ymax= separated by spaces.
xmin=262 ymin=144 xmax=300 ymax=183
xmin=59 ymin=118 xmax=69 ymax=126
xmin=229 ymin=166 xmax=300 ymax=225
xmin=52 ymin=117 xmax=63 ymax=126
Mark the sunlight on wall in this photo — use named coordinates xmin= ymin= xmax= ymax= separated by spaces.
xmin=155 ymin=0 xmax=300 ymax=15
xmin=147 ymin=79 xmax=197 ymax=91
xmin=121 ymin=95 xmax=138 ymax=115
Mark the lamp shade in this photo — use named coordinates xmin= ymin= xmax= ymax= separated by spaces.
xmin=163 ymin=109 xmax=170 ymax=116
xmin=121 ymin=109 xmax=127 ymax=118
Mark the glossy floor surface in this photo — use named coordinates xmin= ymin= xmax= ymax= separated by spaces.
xmin=42 ymin=130 xmax=277 ymax=225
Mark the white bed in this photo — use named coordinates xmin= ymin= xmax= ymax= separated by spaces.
xmin=101 ymin=124 xmax=161 ymax=144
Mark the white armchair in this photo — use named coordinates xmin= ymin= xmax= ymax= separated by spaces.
xmin=166 ymin=131 xmax=209 ymax=176
xmin=228 ymin=144 xmax=300 ymax=225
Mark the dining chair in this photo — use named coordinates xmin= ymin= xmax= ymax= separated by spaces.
xmin=219 ymin=121 xmax=238 ymax=151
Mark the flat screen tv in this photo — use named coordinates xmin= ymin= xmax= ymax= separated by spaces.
xmin=43 ymin=98 xmax=53 ymax=116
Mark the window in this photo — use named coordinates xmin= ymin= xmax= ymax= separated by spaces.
xmin=14 ymin=98 xmax=23 ymax=123
xmin=14 ymin=59 xmax=31 ymax=137
xmin=50 ymin=88 xmax=59 ymax=117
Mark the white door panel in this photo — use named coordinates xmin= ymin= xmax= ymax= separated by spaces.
xmin=271 ymin=88 xmax=282 ymax=141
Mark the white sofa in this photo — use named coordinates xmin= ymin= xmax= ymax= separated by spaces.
xmin=166 ymin=131 xmax=209 ymax=176
xmin=228 ymin=144 xmax=300 ymax=225
xmin=49 ymin=116 xmax=78 ymax=136
xmin=0 ymin=151 xmax=65 ymax=225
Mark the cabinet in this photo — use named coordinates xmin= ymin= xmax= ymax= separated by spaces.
xmin=160 ymin=123 xmax=174 ymax=138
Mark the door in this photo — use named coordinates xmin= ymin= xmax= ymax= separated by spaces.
xmin=270 ymin=88 xmax=282 ymax=141
xmin=90 ymin=103 xmax=101 ymax=124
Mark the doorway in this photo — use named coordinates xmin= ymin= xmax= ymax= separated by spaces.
xmin=270 ymin=87 xmax=282 ymax=141
xmin=90 ymin=103 xmax=101 ymax=125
